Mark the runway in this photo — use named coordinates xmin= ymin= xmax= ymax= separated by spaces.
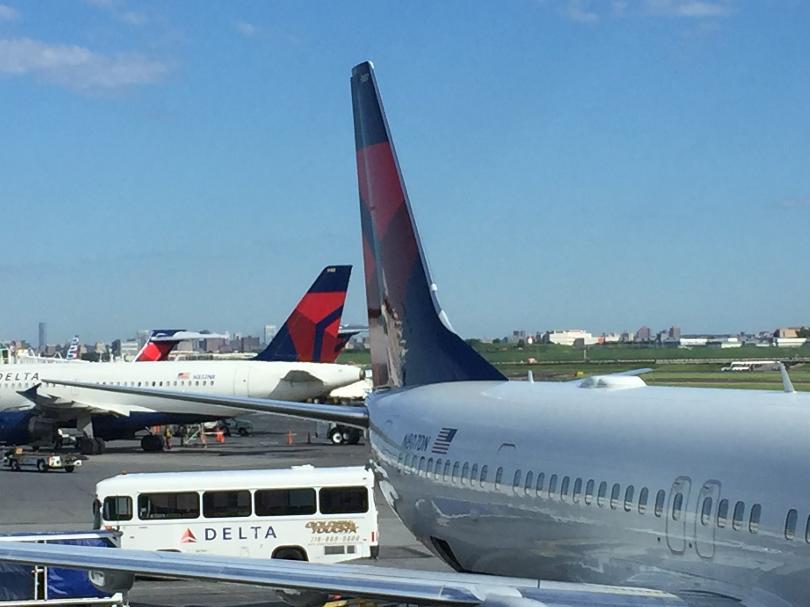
xmin=0 ymin=415 xmax=448 ymax=607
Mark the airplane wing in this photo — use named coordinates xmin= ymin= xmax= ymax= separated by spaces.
xmin=0 ymin=541 xmax=689 ymax=607
xmin=40 ymin=379 xmax=369 ymax=427
xmin=16 ymin=384 xmax=146 ymax=417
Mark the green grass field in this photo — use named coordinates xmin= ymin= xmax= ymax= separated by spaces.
xmin=338 ymin=344 xmax=810 ymax=391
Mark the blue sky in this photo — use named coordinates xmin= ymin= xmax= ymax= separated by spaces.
xmin=0 ymin=0 xmax=808 ymax=344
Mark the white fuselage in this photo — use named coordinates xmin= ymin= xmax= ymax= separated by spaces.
xmin=369 ymin=380 xmax=810 ymax=607
xmin=0 ymin=360 xmax=362 ymax=418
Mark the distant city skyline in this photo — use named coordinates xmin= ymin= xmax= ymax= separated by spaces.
xmin=2 ymin=2 xmax=809 ymax=341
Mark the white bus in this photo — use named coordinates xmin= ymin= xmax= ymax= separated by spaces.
xmin=93 ymin=465 xmax=378 ymax=563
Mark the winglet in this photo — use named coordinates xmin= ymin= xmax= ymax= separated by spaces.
xmin=779 ymin=362 xmax=796 ymax=394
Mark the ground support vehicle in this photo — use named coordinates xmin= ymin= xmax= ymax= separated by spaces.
xmin=3 ymin=448 xmax=86 ymax=473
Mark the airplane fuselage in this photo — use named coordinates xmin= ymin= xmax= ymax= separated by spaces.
xmin=0 ymin=360 xmax=361 ymax=443
xmin=369 ymin=380 xmax=810 ymax=607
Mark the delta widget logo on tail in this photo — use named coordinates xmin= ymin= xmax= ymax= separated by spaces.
xmin=181 ymin=528 xmax=197 ymax=543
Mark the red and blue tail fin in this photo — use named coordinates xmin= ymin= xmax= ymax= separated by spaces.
xmin=134 ymin=329 xmax=186 ymax=362
xmin=351 ymin=62 xmax=505 ymax=389
xmin=255 ymin=265 xmax=352 ymax=363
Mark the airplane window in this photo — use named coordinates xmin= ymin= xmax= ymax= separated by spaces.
xmin=138 ymin=381 xmax=142 ymax=387
xmin=624 ymin=486 xmax=634 ymax=512
xmin=805 ymin=515 xmax=810 ymax=543
xmin=732 ymin=501 xmax=745 ymax=530
xmin=443 ymin=461 xmax=451 ymax=481
xmin=654 ymin=490 xmax=666 ymax=517
xmin=480 ymin=465 xmax=488 ymax=487
xmin=434 ymin=458 xmax=442 ymax=479
xmin=610 ymin=484 xmax=621 ymax=510
xmin=397 ymin=452 xmax=404 ymax=465
xmin=512 ymin=469 xmax=522 ymax=492
xmin=427 ymin=458 xmax=434 ymax=476
xmin=717 ymin=499 xmax=729 ymax=527
xmin=548 ymin=474 xmax=558 ymax=498
xmin=535 ymin=473 xmax=544 ymax=496
xmin=470 ymin=463 xmax=478 ymax=484
xmin=495 ymin=467 xmax=503 ymax=490
xmin=173 ymin=381 xmax=177 ymax=386
xmin=672 ymin=493 xmax=684 ymax=521
xmin=419 ymin=457 xmax=425 ymax=475
xmin=584 ymin=480 xmax=595 ymax=505
xmin=701 ymin=497 xmax=713 ymax=526
xmin=749 ymin=504 xmax=761 ymax=534
xmin=461 ymin=462 xmax=469 ymax=485
xmin=785 ymin=509 xmax=798 ymax=540
xmin=152 ymin=381 xmax=156 ymax=387
xmin=195 ymin=381 xmax=199 ymax=386
xmin=638 ymin=487 xmax=649 ymax=514
xmin=597 ymin=481 xmax=607 ymax=508
xmin=202 ymin=381 xmax=207 ymax=386
xmin=452 ymin=462 xmax=460 ymax=483
xmin=524 ymin=471 xmax=533 ymax=495
xmin=560 ymin=476 xmax=570 ymax=501
xmin=573 ymin=478 xmax=582 ymax=503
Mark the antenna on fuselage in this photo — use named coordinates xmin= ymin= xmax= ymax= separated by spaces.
xmin=779 ymin=362 xmax=796 ymax=394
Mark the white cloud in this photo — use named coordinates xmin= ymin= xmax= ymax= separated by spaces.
xmin=777 ymin=198 xmax=810 ymax=210
xmin=565 ymin=0 xmax=599 ymax=22
xmin=0 ymin=37 xmax=170 ymax=91
xmin=120 ymin=10 xmax=147 ymax=26
xmin=0 ymin=3 xmax=19 ymax=22
xmin=234 ymin=20 xmax=258 ymax=37
xmin=644 ymin=0 xmax=733 ymax=18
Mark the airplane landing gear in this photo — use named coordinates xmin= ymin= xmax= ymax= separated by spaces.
xmin=78 ymin=437 xmax=106 ymax=455
xmin=141 ymin=434 xmax=164 ymax=452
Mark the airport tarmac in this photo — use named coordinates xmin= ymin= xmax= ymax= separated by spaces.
xmin=0 ymin=415 xmax=449 ymax=607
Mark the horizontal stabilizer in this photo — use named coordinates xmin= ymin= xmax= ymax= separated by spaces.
xmin=41 ymin=379 xmax=368 ymax=428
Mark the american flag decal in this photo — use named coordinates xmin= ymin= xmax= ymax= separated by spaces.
xmin=431 ymin=428 xmax=458 ymax=454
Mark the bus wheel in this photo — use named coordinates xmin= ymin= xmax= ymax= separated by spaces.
xmin=36 ymin=459 xmax=48 ymax=473
xmin=328 ymin=427 xmax=344 ymax=445
xmin=272 ymin=547 xmax=307 ymax=561
xmin=64 ymin=465 xmax=75 ymax=473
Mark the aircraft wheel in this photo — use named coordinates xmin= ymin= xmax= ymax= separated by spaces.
xmin=64 ymin=465 xmax=75 ymax=473
xmin=78 ymin=438 xmax=96 ymax=456
xmin=328 ymin=427 xmax=344 ymax=445
xmin=36 ymin=459 xmax=48 ymax=473
xmin=346 ymin=429 xmax=362 ymax=445
xmin=141 ymin=435 xmax=164 ymax=452
xmin=93 ymin=438 xmax=106 ymax=454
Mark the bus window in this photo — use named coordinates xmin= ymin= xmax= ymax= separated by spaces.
xmin=255 ymin=488 xmax=316 ymax=517
xmin=320 ymin=487 xmax=369 ymax=514
xmin=138 ymin=492 xmax=200 ymax=520
xmin=203 ymin=490 xmax=251 ymax=518
xmin=103 ymin=496 xmax=132 ymax=521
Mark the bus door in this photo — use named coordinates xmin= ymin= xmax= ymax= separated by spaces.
xmin=665 ymin=476 xmax=691 ymax=554
xmin=694 ymin=480 xmax=721 ymax=559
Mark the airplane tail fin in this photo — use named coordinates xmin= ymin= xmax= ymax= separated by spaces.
xmin=351 ymin=61 xmax=505 ymax=389
xmin=255 ymin=265 xmax=352 ymax=363
xmin=134 ymin=329 xmax=185 ymax=362
xmin=65 ymin=335 xmax=80 ymax=361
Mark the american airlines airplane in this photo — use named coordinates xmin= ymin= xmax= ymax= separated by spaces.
xmin=1 ymin=62 xmax=807 ymax=607
xmin=0 ymin=266 xmax=362 ymax=454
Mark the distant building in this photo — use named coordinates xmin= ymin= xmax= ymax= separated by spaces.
xmin=120 ymin=340 xmax=140 ymax=360
xmin=203 ymin=338 xmax=227 ymax=353
xmin=544 ymin=330 xmax=597 ymax=347
xmin=635 ymin=326 xmax=652 ymax=342
xmin=240 ymin=336 xmax=261 ymax=352
xmin=508 ymin=330 xmax=528 ymax=345
xmin=668 ymin=326 xmax=681 ymax=341
xmin=776 ymin=337 xmax=807 ymax=348
xmin=776 ymin=327 xmax=800 ymax=338
xmin=37 ymin=322 xmax=47 ymax=352
xmin=263 ymin=324 xmax=277 ymax=346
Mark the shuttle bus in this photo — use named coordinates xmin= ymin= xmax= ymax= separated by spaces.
xmin=93 ymin=465 xmax=378 ymax=563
